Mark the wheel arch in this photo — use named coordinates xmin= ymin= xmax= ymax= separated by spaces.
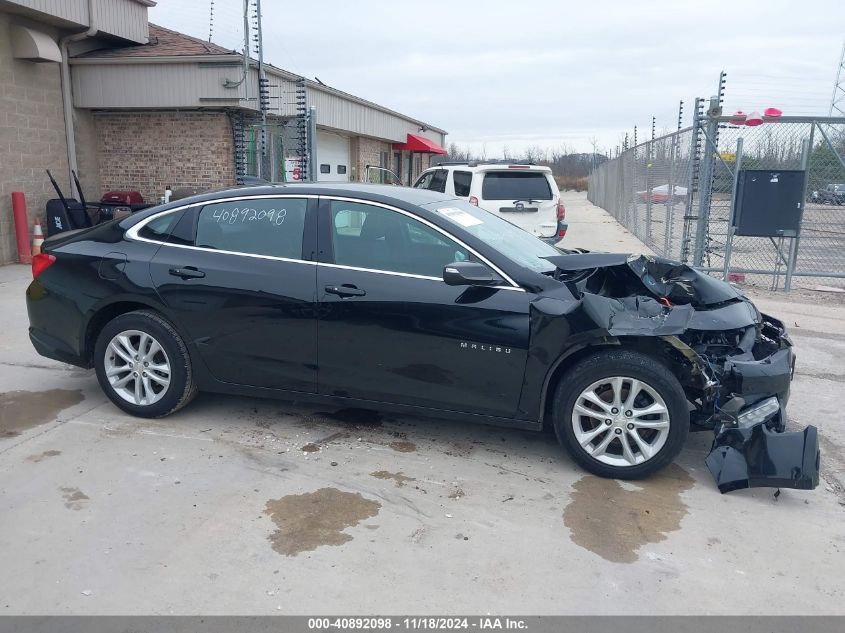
xmin=539 ymin=335 xmax=686 ymax=428
xmin=81 ymin=297 xmax=177 ymax=368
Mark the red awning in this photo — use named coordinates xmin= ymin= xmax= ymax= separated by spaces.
xmin=392 ymin=133 xmax=447 ymax=154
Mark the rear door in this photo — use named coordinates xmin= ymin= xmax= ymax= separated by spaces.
xmin=146 ymin=195 xmax=318 ymax=392
xmin=478 ymin=169 xmax=558 ymax=238
xmin=315 ymin=197 xmax=531 ymax=418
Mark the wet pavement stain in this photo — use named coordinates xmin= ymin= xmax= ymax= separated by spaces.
xmin=0 ymin=390 xmax=84 ymax=437
xmin=562 ymin=464 xmax=695 ymax=563
xmin=264 ymin=487 xmax=381 ymax=556
xmin=389 ymin=440 xmax=417 ymax=453
xmin=60 ymin=487 xmax=89 ymax=510
xmin=26 ymin=450 xmax=62 ymax=463
xmin=371 ymin=470 xmax=416 ymax=487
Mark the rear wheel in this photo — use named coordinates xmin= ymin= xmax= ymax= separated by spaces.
xmin=552 ymin=349 xmax=688 ymax=479
xmin=94 ymin=310 xmax=197 ymax=418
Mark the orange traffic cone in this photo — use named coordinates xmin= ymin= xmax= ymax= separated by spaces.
xmin=32 ymin=217 xmax=44 ymax=256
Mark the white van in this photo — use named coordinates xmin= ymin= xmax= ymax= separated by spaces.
xmin=413 ymin=161 xmax=567 ymax=243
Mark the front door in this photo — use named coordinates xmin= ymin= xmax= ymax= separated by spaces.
xmin=316 ymin=198 xmax=530 ymax=418
xmin=149 ymin=195 xmax=318 ymax=392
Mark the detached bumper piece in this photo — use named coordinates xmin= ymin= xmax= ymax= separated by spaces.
xmin=706 ymin=423 xmax=820 ymax=493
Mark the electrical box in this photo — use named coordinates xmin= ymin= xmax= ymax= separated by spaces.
xmin=733 ymin=169 xmax=804 ymax=237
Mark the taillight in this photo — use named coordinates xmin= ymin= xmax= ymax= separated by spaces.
xmin=557 ymin=201 xmax=566 ymax=221
xmin=32 ymin=253 xmax=56 ymax=279
xmin=469 ymin=196 xmax=479 ymax=206
xmin=558 ymin=226 xmax=567 ymax=238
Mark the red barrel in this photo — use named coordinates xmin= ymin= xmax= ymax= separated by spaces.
xmin=11 ymin=192 xmax=32 ymax=265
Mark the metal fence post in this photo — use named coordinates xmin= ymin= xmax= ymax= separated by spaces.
xmin=722 ymin=137 xmax=743 ymax=280
xmin=785 ymin=136 xmax=812 ymax=291
xmin=693 ymin=97 xmax=719 ymax=266
xmin=681 ymin=98 xmax=703 ymax=263
xmin=664 ymin=137 xmax=676 ymax=256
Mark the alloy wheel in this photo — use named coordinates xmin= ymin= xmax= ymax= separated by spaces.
xmin=571 ymin=376 xmax=670 ymax=467
xmin=104 ymin=329 xmax=171 ymax=406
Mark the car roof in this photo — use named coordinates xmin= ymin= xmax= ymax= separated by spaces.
xmin=122 ymin=182 xmax=458 ymax=227
xmin=425 ymin=163 xmax=553 ymax=174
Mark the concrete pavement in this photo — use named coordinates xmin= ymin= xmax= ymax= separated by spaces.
xmin=0 ymin=194 xmax=843 ymax=615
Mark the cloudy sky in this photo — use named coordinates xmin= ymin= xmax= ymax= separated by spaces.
xmin=150 ymin=0 xmax=845 ymax=156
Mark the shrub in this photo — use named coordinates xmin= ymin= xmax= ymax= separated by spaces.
xmin=555 ymin=176 xmax=588 ymax=192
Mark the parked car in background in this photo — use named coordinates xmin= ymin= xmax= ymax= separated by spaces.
xmin=413 ymin=161 xmax=567 ymax=244
xmin=26 ymin=183 xmax=818 ymax=492
xmin=810 ymin=184 xmax=845 ymax=205
xmin=636 ymin=184 xmax=688 ymax=204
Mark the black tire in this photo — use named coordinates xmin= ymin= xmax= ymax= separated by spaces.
xmin=94 ymin=310 xmax=198 ymax=418
xmin=552 ymin=349 xmax=689 ymax=480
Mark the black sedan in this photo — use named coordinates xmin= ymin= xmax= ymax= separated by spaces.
xmin=26 ymin=184 xmax=819 ymax=492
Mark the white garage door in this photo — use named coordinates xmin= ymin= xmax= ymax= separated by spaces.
xmin=316 ymin=131 xmax=351 ymax=182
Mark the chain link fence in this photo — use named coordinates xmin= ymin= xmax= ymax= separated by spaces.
xmin=589 ymin=116 xmax=845 ymax=290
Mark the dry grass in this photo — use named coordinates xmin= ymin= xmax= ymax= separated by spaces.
xmin=555 ymin=176 xmax=588 ymax=192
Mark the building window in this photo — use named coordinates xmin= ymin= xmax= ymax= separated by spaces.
xmin=337 ymin=165 xmax=347 ymax=175
xmin=320 ymin=164 xmax=331 ymax=174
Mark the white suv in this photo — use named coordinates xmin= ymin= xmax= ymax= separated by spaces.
xmin=413 ymin=161 xmax=567 ymax=243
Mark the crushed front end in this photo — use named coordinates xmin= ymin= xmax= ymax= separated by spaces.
xmin=678 ymin=313 xmax=819 ymax=493
xmin=545 ymin=253 xmax=821 ymax=493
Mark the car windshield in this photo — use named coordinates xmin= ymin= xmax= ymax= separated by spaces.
xmin=481 ymin=171 xmax=553 ymax=201
xmin=424 ymin=200 xmax=558 ymax=274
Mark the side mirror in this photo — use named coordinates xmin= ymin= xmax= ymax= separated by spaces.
xmin=443 ymin=261 xmax=498 ymax=286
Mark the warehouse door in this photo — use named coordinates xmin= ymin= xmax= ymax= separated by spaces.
xmin=316 ymin=131 xmax=351 ymax=182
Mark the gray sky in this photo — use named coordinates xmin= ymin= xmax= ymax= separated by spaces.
xmin=150 ymin=0 xmax=845 ymax=156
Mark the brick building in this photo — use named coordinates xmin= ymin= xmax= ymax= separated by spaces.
xmin=0 ymin=1 xmax=446 ymax=264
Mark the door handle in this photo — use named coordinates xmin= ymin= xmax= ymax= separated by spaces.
xmin=325 ymin=284 xmax=366 ymax=297
xmin=169 ymin=266 xmax=206 ymax=280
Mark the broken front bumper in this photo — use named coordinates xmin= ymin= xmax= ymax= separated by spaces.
xmin=704 ymin=327 xmax=820 ymax=493
xmin=706 ymin=423 xmax=820 ymax=493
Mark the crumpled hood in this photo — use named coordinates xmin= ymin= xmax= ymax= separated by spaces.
xmin=544 ymin=253 xmax=745 ymax=308
xmin=540 ymin=253 xmax=757 ymax=336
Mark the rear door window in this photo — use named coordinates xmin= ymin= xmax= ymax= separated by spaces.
xmin=413 ymin=170 xmax=447 ymax=193
xmin=481 ymin=171 xmax=553 ymax=200
xmin=452 ymin=171 xmax=473 ymax=197
xmin=195 ymin=198 xmax=308 ymax=259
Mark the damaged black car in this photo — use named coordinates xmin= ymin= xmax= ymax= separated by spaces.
xmin=25 ymin=184 xmax=820 ymax=493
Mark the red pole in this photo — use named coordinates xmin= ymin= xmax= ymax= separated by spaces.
xmin=11 ymin=192 xmax=32 ymax=265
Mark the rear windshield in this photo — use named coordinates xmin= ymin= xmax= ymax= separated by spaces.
xmin=481 ymin=171 xmax=552 ymax=201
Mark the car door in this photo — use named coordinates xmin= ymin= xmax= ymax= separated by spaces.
xmin=147 ymin=195 xmax=318 ymax=392
xmin=316 ymin=197 xmax=531 ymax=418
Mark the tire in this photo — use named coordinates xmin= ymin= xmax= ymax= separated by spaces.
xmin=94 ymin=310 xmax=198 ymax=418
xmin=552 ymin=349 xmax=689 ymax=480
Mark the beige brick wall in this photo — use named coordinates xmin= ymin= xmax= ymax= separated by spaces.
xmin=0 ymin=11 xmax=70 ymax=264
xmin=95 ymin=110 xmax=235 ymax=203
xmin=353 ymin=136 xmax=391 ymax=183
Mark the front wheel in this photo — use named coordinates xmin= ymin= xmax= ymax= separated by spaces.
xmin=94 ymin=310 xmax=198 ymax=418
xmin=552 ymin=349 xmax=689 ymax=479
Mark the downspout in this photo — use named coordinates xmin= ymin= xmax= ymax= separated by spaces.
xmin=59 ymin=0 xmax=98 ymax=189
